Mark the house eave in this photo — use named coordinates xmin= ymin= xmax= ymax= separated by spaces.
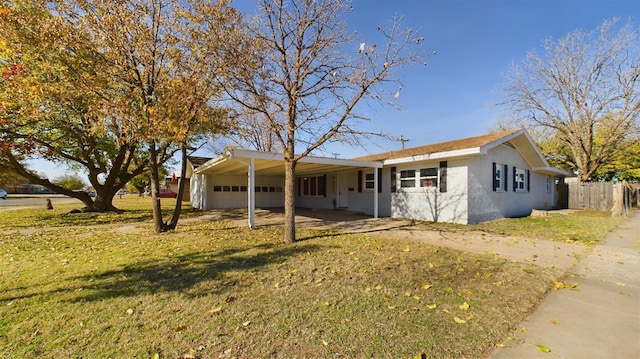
xmin=382 ymin=148 xmax=482 ymax=165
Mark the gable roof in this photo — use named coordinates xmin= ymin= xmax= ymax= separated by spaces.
xmin=355 ymin=129 xmax=522 ymax=162
xmin=356 ymin=128 xmax=571 ymax=176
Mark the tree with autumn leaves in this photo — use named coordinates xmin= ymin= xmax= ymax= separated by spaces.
xmin=1 ymin=0 xmax=237 ymax=231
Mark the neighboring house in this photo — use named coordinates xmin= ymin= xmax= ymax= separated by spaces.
xmin=187 ymin=129 xmax=571 ymax=226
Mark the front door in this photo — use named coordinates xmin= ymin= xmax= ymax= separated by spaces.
xmin=338 ymin=173 xmax=349 ymax=208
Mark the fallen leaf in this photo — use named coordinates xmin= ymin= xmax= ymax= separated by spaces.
xmin=422 ymin=284 xmax=432 ymax=290
xmin=242 ymin=321 xmax=251 ymax=327
xmin=426 ymin=304 xmax=437 ymax=309
xmin=209 ymin=307 xmax=222 ymax=314
xmin=322 ymin=340 xmax=329 ymax=346
xmin=387 ymin=305 xmax=396 ymax=309
xmin=459 ymin=302 xmax=470 ymax=310
xmin=453 ymin=316 xmax=467 ymax=324
xmin=536 ymin=344 xmax=551 ymax=353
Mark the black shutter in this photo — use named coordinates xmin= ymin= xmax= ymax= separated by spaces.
xmin=357 ymin=170 xmax=362 ymax=192
xmin=391 ymin=167 xmax=396 ymax=193
xmin=503 ymin=164 xmax=508 ymax=191
xmin=297 ymin=177 xmax=301 ymax=197
xmin=492 ymin=162 xmax=497 ymax=191
xmin=527 ymin=170 xmax=530 ymax=192
xmin=319 ymin=175 xmax=327 ymax=197
xmin=513 ymin=167 xmax=517 ymax=192
xmin=439 ymin=161 xmax=447 ymax=193
xmin=377 ymin=168 xmax=382 ymax=193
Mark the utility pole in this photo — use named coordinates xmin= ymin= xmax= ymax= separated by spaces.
xmin=399 ymin=135 xmax=410 ymax=149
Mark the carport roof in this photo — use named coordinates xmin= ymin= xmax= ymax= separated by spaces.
xmin=192 ymin=149 xmax=382 ymax=177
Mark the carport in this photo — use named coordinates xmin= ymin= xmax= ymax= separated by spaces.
xmin=192 ymin=149 xmax=383 ymax=229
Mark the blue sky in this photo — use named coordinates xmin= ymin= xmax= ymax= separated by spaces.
xmin=31 ymin=0 xmax=638 ymax=178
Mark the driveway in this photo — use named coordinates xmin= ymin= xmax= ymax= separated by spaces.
xmin=193 ymin=208 xmax=588 ymax=272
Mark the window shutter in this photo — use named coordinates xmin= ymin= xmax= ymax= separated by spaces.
xmin=492 ymin=162 xmax=497 ymax=191
xmin=377 ymin=168 xmax=382 ymax=193
xmin=297 ymin=177 xmax=301 ymax=197
xmin=527 ymin=170 xmax=530 ymax=192
xmin=319 ymin=175 xmax=327 ymax=197
xmin=503 ymin=164 xmax=508 ymax=191
xmin=357 ymin=170 xmax=362 ymax=192
xmin=439 ymin=161 xmax=447 ymax=193
xmin=391 ymin=167 xmax=396 ymax=193
xmin=513 ymin=166 xmax=517 ymax=192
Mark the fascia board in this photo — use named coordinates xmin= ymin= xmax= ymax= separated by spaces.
xmin=193 ymin=152 xmax=231 ymax=174
xmin=382 ymin=148 xmax=481 ymax=165
xmin=532 ymin=166 xmax=574 ymax=177
xmin=230 ymin=148 xmax=382 ymax=168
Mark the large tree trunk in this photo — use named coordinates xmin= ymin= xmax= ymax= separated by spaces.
xmin=165 ymin=143 xmax=188 ymax=231
xmin=283 ymin=159 xmax=296 ymax=243
xmin=148 ymin=140 xmax=165 ymax=233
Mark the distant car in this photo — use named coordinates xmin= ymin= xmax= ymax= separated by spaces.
xmin=0 ymin=188 xmax=6 ymax=199
xmin=158 ymin=188 xmax=177 ymax=198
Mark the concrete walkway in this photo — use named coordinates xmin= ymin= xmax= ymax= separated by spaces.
xmin=490 ymin=211 xmax=640 ymax=359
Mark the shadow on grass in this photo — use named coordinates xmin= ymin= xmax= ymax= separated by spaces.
xmin=64 ymin=241 xmax=324 ymax=302
xmin=0 ymin=241 xmax=326 ymax=304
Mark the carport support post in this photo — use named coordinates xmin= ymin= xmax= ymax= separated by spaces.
xmin=248 ymin=157 xmax=255 ymax=229
xmin=374 ymin=167 xmax=379 ymax=219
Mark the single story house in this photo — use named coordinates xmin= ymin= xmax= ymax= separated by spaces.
xmin=186 ymin=129 xmax=571 ymax=227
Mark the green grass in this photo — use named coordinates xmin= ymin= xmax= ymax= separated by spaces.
xmin=473 ymin=210 xmax=626 ymax=244
xmin=0 ymin=196 xmax=201 ymax=230
xmin=0 ymin=204 xmax=563 ymax=358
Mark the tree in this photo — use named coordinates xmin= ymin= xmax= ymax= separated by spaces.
xmin=0 ymin=0 xmax=155 ymax=211
xmin=48 ymin=0 xmax=236 ymax=232
xmin=594 ymin=136 xmax=640 ymax=181
xmin=220 ymin=0 xmax=426 ymax=242
xmin=52 ymin=174 xmax=86 ymax=191
xmin=502 ymin=18 xmax=640 ymax=182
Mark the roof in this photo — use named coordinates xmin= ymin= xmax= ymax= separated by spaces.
xmin=186 ymin=156 xmax=212 ymax=169
xmin=355 ymin=129 xmax=522 ymax=162
xmin=188 ymin=129 xmax=571 ymax=177
xmin=192 ymin=149 xmax=381 ymax=177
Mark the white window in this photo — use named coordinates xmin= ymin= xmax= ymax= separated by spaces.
xmin=515 ymin=168 xmax=527 ymax=191
xmin=419 ymin=168 xmax=438 ymax=188
xmin=365 ymin=172 xmax=375 ymax=190
xmin=400 ymin=169 xmax=416 ymax=188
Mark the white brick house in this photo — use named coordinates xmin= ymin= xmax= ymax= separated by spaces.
xmin=187 ymin=129 xmax=570 ymax=226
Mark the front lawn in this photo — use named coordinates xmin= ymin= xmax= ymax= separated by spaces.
xmin=474 ymin=210 xmax=626 ymax=244
xmin=0 ymin=205 xmax=560 ymax=358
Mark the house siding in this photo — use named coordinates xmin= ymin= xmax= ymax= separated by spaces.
xmin=390 ymin=158 xmax=469 ymax=224
xmin=190 ymin=173 xmax=207 ymax=210
xmin=467 ymin=144 xmax=555 ymax=224
xmin=205 ymin=175 xmax=285 ymax=209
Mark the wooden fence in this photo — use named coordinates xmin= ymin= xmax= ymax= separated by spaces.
xmin=567 ymin=181 xmax=634 ymax=216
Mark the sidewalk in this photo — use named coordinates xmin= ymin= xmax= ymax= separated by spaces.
xmin=490 ymin=211 xmax=640 ymax=358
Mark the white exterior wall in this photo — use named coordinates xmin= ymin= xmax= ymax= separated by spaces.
xmin=295 ymin=172 xmax=337 ymax=210
xmin=206 ymin=175 xmax=284 ymax=209
xmin=190 ymin=173 xmax=208 ymax=210
xmin=390 ymin=159 xmax=469 ymax=224
xmin=467 ymin=144 xmax=555 ymax=224
xmin=294 ymin=169 xmax=390 ymax=216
